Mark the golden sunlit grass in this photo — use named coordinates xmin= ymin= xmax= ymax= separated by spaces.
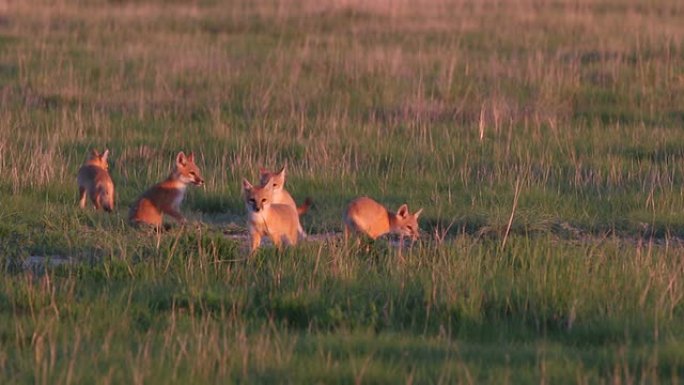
xmin=1 ymin=0 xmax=684 ymax=383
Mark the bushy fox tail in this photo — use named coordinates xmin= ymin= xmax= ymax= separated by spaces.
xmin=297 ymin=197 xmax=313 ymax=216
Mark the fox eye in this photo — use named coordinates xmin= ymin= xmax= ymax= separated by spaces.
xmin=249 ymin=199 xmax=256 ymax=204
xmin=407 ymin=226 xmax=413 ymax=231
xmin=261 ymin=198 xmax=267 ymax=203
xmin=189 ymin=171 xmax=196 ymax=176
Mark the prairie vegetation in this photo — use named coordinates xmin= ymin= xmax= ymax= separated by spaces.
xmin=1 ymin=0 xmax=684 ymax=383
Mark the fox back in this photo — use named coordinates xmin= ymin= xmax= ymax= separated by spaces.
xmin=344 ymin=196 xmax=422 ymax=240
xmin=77 ymin=149 xmax=115 ymax=212
xmin=243 ymin=178 xmax=300 ymax=251
xmin=129 ymin=151 xmax=204 ymax=228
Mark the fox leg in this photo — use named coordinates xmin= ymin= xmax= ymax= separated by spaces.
xmin=250 ymin=231 xmax=262 ymax=252
xmin=271 ymin=234 xmax=283 ymax=250
xmin=343 ymin=223 xmax=363 ymax=247
xmin=78 ymin=187 xmax=87 ymax=208
xmin=165 ymin=208 xmax=187 ymax=224
xmin=343 ymin=223 xmax=352 ymax=242
xmin=289 ymin=230 xmax=299 ymax=246
xmin=92 ymin=192 xmax=102 ymax=210
xmin=297 ymin=224 xmax=307 ymax=239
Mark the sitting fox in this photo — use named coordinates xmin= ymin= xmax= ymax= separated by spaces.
xmin=259 ymin=165 xmax=312 ymax=236
xmin=259 ymin=165 xmax=312 ymax=215
xmin=243 ymin=177 xmax=301 ymax=252
xmin=77 ymin=148 xmax=115 ymax=212
xmin=343 ymin=196 xmax=422 ymax=241
xmin=129 ymin=151 xmax=204 ymax=229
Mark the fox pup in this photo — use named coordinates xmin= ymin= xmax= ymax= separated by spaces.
xmin=77 ymin=148 xmax=115 ymax=212
xmin=259 ymin=165 xmax=312 ymax=236
xmin=259 ymin=165 xmax=312 ymax=215
xmin=343 ymin=196 xmax=423 ymax=241
xmin=243 ymin=177 xmax=301 ymax=252
xmin=129 ymin=151 xmax=204 ymax=229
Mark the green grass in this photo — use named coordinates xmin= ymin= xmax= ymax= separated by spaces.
xmin=1 ymin=0 xmax=684 ymax=383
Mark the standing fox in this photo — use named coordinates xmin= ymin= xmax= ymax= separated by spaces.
xmin=129 ymin=151 xmax=204 ymax=229
xmin=259 ymin=165 xmax=312 ymax=237
xmin=77 ymin=148 xmax=115 ymax=212
xmin=343 ymin=196 xmax=423 ymax=241
xmin=243 ymin=177 xmax=301 ymax=252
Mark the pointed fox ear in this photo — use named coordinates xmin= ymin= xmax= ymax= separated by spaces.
xmin=277 ymin=164 xmax=286 ymax=176
xmin=101 ymin=149 xmax=110 ymax=162
xmin=397 ymin=204 xmax=409 ymax=218
xmin=242 ymin=178 xmax=253 ymax=191
xmin=187 ymin=152 xmax=195 ymax=163
xmin=261 ymin=176 xmax=274 ymax=190
xmin=270 ymin=165 xmax=285 ymax=185
xmin=414 ymin=208 xmax=423 ymax=218
xmin=176 ymin=151 xmax=187 ymax=167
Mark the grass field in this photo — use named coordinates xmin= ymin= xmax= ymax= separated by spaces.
xmin=1 ymin=0 xmax=684 ymax=383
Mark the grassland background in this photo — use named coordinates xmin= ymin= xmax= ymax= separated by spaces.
xmin=1 ymin=0 xmax=684 ymax=383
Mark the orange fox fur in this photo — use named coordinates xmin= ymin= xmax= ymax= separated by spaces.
xmin=259 ymin=165 xmax=312 ymax=215
xmin=77 ymin=149 xmax=115 ymax=212
xmin=243 ymin=177 xmax=301 ymax=252
xmin=129 ymin=151 xmax=204 ymax=229
xmin=343 ymin=196 xmax=423 ymax=240
xmin=259 ymin=165 xmax=312 ymax=237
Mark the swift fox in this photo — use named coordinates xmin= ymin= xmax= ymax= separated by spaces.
xmin=259 ymin=165 xmax=312 ymax=237
xmin=77 ymin=148 xmax=115 ymax=212
xmin=259 ymin=165 xmax=312 ymax=215
xmin=129 ymin=151 xmax=204 ymax=229
xmin=243 ymin=177 xmax=301 ymax=252
xmin=343 ymin=196 xmax=423 ymax=241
